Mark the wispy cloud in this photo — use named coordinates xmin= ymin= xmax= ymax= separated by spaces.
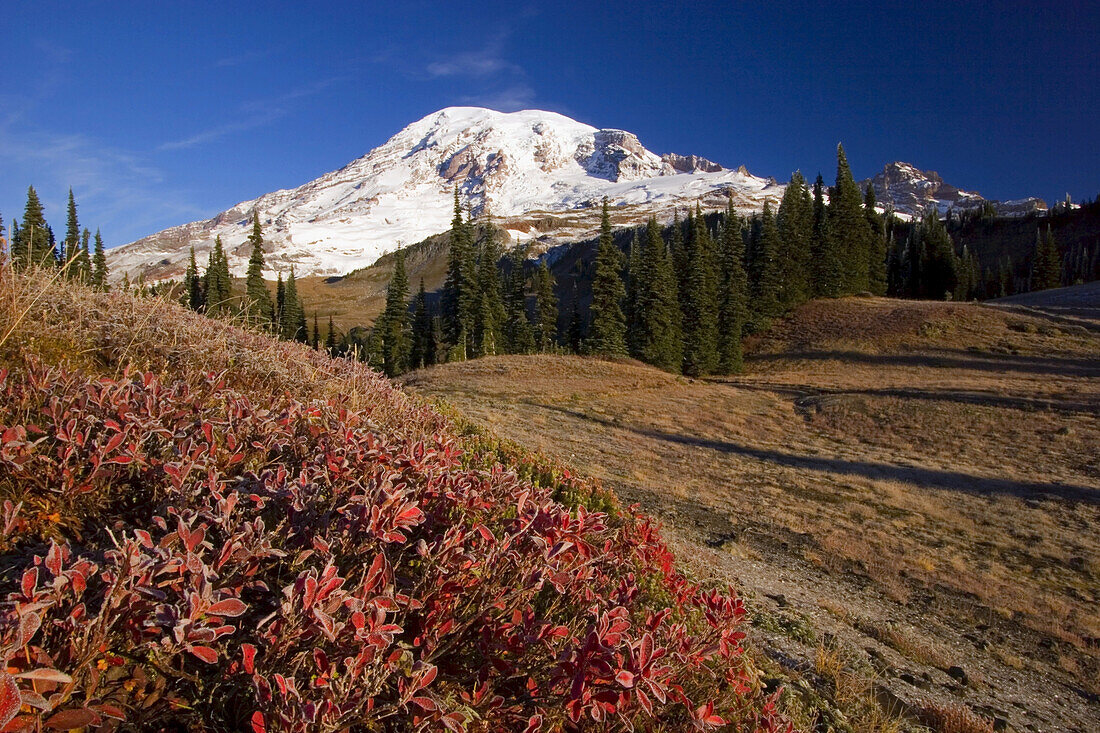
xmin=458 ymin=84 xmax=537 ymax=112
xmin=0 ymin=123 xmax=207 ymax=243
xmin=157 ymin=78 xmax=342 ymax=151
xmin=423 ymin=32 xmax=521 ymax=79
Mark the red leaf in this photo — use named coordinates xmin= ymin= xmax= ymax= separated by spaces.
xmin=416 ymin=664 xmax=438 ymax=691
xmin=207 ymin=598 xmax=247 ymax=618
xmin=250 ymin=711 xmax=266 ymax=733
xmin=103 ymin=432 xmax=125 ymax=454
xmin=0 ymin=674 xmax=20 ymax=729
xmin=14 ymin=668 xmax=72 ymax=684
xmin=615 ymin=670 xmax=634 ymax=688
xmin=241 ymin=644 xmax=257 ymax=674
xmin=45 ymin=708 xmax=101 ymax=730
xmin=410 ymin=696 xmax=437 ymax=711
xmin=20 ymin=568 xmax=37 ymax=599
xmin=188 ymin=646 xmax=218 ymax=664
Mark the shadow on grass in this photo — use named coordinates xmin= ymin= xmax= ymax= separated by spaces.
xmin=724 ymin=382 xmax=1100 ymax=415
xmin=533 ymin=403 xmax=1099 ymax=506
xmin=744 ymin=349 xmax=1100 ymax=378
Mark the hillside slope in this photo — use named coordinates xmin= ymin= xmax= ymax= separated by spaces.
xmin=0 ymin=267 xmax=789 ymax=731
xmin=404 ymin=298 xmax=1100 ymax=733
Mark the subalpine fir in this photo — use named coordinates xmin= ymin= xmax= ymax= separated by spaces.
xmin=244 ymin=213 xmax=274 ymax=325
xmin=587 ymin=198 xmax=627 ymax=356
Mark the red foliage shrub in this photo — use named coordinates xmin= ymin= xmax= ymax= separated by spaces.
xmin=0 ymin=363 xmax=791 ymax=731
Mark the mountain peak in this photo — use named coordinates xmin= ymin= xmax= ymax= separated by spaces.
xmin=863 ymin=161 xmax=1046 ymax=217
xmin=109 ymin=109 xmax=780 ymax=281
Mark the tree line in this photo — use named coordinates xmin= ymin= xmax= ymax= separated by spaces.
xmin=3 ymin=186 xmax=109 ymax=288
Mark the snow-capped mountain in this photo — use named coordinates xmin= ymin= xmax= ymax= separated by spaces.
xmin=862 ymin=162 xmax=1047 ymax=218
xmin=109 ymin=107 xmax=784 ymax=281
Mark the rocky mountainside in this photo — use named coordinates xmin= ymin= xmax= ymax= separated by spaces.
xmin=109 ymin=109 xmax=1053 ymax=283
xmin=862 ymin=161 xmax=1047 ymax=218
xmin=109 ymin=107 xmax=782 ymax=281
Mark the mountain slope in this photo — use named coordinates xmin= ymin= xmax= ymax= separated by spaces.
xmin=109 ymin=107 xmax=782 ymax=282
xmin=862 ymin=161 xmax=1047 ymax=217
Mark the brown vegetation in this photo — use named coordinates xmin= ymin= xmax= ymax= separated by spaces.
xmin=405 ymin=296 xmax=1100 ymax=732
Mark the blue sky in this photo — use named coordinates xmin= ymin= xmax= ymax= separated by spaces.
xmin=1 ymin=1 xmax=1097 ymax=246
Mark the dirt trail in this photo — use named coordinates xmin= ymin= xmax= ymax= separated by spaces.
xmin=404 ymin=298 xmax=1100 ymax=732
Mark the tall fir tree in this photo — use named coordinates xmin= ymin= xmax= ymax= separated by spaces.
xmin=1032 ymin=226 xmax=1062 ymax=291
xmin=750 ymin=200 xmax=782 ymax=325
xmin=91 ymin=229 xmax=108 ymax=290
xmin=184 ymin=246 xmax=204 ymax=311
xmin=244 ymin=213 xmax=273 ymax=324
xmin=624 ymin=230 xmax=644 ymax=357
xmin=920 ymin=210 xmax=958 ymax=299
xmin=204 ymin=236 xmax=231 ymax=315
xmin=75 ymin=229 xmax=92 ymax=283
xmin=284 ymin=268 xmax=307 ymax=341
xmin=441 ymin=188 xmax=479 ymax=359
xmin=311 ymin=312 xmax=320 ymax=349
xmin=472 ymin=230 xmax=505 ymax=358
xmin=378 ymin=249 xmax=411 ymax=376
xmin=826 ymin=144 xmax=871 ymax=295
xmin=533 ymin=261 xmax=559 ymax=352
xmin=864 ymin=185 xmax=888 ymax=296
xmin=635 ymin=216 xmax=682 ymax=372
xmin=274 ymin=272 xmax=286 ymax=330
xmin=681 ymin=206 xmax=719 ymax=375
xmin=410 ymin=279 xmax=436 ymax=369
xmin=810 ymin=173 xmax=842 ymax=297
xmin=502 ymin=248 xmax=535 ymax=354
xmin=326 ymin=315 xmax=338 ymax=355
xmin=63 ymin=188 xmax=80 ymax=275
xmin=588 ymin=198 xmax=627 ymax=356
xmin=13 ymin=186 xmax=52 ymax=269
xmin=717 ymin=200 xmax=748 ymax=373
xmin=775 ymin=171 xmax=814 ymax=309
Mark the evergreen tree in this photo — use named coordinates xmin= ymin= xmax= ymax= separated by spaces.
xmin=637 ymin=216 xmax=682 ymax=372
xmin=810 ymin=173 xmax=840 ymax=297
xmin=1032 ymin=226 xmax=1061 ymax=291
xmin=533 ymin=261 xmax=559 ymax=352
xmin=681 ymin=206 xmax=719 ymax=375
xmin=472 ymin=232 xmax=504 ymax=357
xmin=588 ymin=198 xmax=627 ymax=356
xmin=410 ymin=279 xmax=436 ymax=369
xmin=76 ymin=229 xmax=92 ymax=283
xmin=502 ymin=248 xmax=535 ymax=354
xmin=285 ymin=268 xmax=306 ymax=341
xmin=717 ymin=200 xmax=748 ymax=373
xmin=13 ymin=187 xmax=52 ymax=269
xmin=63 ymin=188 xmax=79 ymax=274
xmin=244 ymin=213 xmax=273 ymax=324
xmin=91 ymin=230 xmax=108 ymax=290
xmin=827 ymin=144 xmax=870 ymax=295
xmin=311 ymin=313 xmax=320 ymax=349
xmin=775 ymin=171 xmax=813 ymax=308
xmin=886 ymin=231 xmax=904 ymax=296
xmin=920 ymin=210 xmax=958 ymax=299
xmin=184 ymin=246 xmax=204 ymax=311
xmin=204 ymin=237 xmax=232 ymax=315
xmin=864 ymin=185 xmax=888 ymax=295
xmin=625 ymin=230 xmax=644 ymax=357
xmin=441 ymin=188 xmax=478 ymax=359
xmin=274 ymin=272 xmax=286 ymax=330
xmin=326 ymin=315 xmax=338 ymax=355
xmin=750 ymin=200 xmax=782 ymax=324
xmin=378 ymin=249 xmax=411 ymax=376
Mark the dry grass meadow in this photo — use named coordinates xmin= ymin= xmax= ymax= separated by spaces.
xmin=404 ymin=296 xmax=1100 ymax=732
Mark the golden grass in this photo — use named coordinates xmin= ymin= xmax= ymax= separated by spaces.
xmin=405 ymin=296 xmax=1100 ymax=725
